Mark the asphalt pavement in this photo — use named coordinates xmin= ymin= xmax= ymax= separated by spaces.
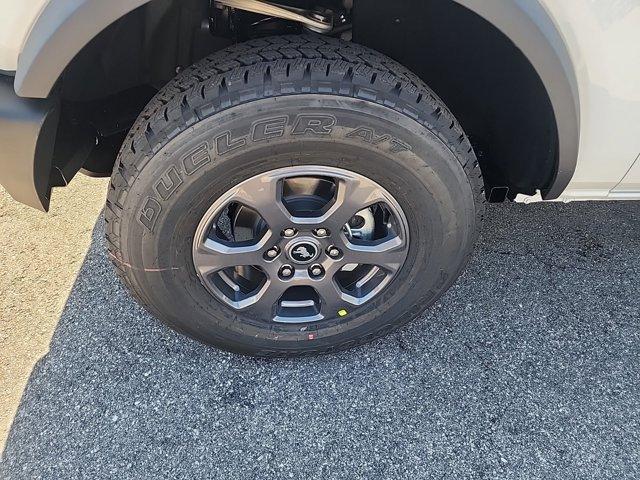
xmin=0 ymin=201 xmax=638 ymax=479
xmin=0 ymin=178 xmax=108 ymax=450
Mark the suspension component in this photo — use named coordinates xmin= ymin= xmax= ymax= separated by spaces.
xmin=215 ymin=0 xmax=334 ymax=33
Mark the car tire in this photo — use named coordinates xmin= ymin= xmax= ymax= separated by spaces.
xmin=105 ymin=35 xmax=485 ymax=357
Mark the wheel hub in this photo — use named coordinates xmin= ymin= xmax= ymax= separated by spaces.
xmin=287 ymin=238 xmax=320 ymax=264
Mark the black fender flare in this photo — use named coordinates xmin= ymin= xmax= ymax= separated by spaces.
xmin=15 ymin=0 xmax=580 ymax=199
xmin=14 ymin=0 xmax=150 ymax=98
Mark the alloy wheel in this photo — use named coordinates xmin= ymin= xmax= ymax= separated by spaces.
xmin=192 ymin=166 xmax=410 ymax=324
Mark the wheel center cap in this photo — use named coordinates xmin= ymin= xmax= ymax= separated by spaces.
xmin=287 ymin=238 xmax=320 ymax=264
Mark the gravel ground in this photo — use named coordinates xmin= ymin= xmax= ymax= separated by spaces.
xmin=0 ymin=201 xmax=638 ymax=479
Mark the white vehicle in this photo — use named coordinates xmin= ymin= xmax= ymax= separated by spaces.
xmin=1 ymin=1 xmax=639 ymax=356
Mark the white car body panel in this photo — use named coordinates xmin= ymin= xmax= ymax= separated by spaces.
xmin=537 ymin=0 xmax=640 ymax=201
xmin=0 ymin=1 xmax=49 ymax=72
xmin=611 ymin=153 xmax=640 ymax=196
xmin=0 ymin=0 xmax=639 ymax=201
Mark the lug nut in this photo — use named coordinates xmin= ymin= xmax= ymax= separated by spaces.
xmin=314 ymin=228 xmax=329 ymax=237
xmin=327 ymin=246 xmax=342 ymax=259
xmin=279 ymin=265 xmax=294 ymax=279
xmin=309 ymin=264 xmax=325 ymax=278
xmin=264 ymin=247 xmax=280 ymax=260
xmin=283 ymin=228 xmax=297 ymax=238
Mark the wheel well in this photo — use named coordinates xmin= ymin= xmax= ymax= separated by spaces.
xmin=55 ymin=0 xmax=559 ymax=200
xmin=352 ymin=0 xmax=559 ymax=200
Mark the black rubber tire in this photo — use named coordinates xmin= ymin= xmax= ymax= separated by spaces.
xmin=105 ymin=35 xmax=485 ymax=357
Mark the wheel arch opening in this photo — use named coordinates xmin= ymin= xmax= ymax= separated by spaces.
xmin=17 ymin=0 xmax=579 ymax=200
xmin=352 ymin=0 xmax=579 ymax=200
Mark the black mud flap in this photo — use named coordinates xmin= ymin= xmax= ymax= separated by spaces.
xmin=0 ymin=75 xmax=60 ymax=211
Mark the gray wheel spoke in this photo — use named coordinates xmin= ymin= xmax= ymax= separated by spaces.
xmin=342 ymin=236 xmax=407 ymax=272
xmin=315 ymin=279 xmax=347 ymax=318
xmin=193 ymin=237 xmax=269 ymax=276
xmin=228 ymin=174 xmax=292 ymax=234
xmin=246 ymin=280 xmax=289 ymax=315
xmin=324 ymin=177 xmax=388 ymax=231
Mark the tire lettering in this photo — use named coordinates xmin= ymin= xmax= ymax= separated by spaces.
xmin=346 ymin=126 xmax=391 ymax=145
xmin=252 ymin=116 xmax=288 ymax=141
xmin=138 ymin=197 xmax=162 ymax=232
xmin=182 ymin=142 xmax=211 ymax=176
xmin=292 ymin=114 xmax=336 ymax=135
xmin=389 ymin=138 xmax=412 ymax=153
xmin=154 ymin=166 xmax=183 ymax=201
xmin=142 ymin=116 xmax=413 ymax=235
xmin=346 ymin=126 xmax=413 ymax=153
xmin=215 ymin=131 xmax=246 ymax=156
